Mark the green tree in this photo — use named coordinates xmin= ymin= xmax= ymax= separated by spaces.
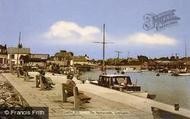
xmin=137 ymin=55 xmax=149 ymax=63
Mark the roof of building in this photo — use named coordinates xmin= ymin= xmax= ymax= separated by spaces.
xmin=0 ymin=44 xmax=7 ymax=55
xmin=7 ymin=47 xmax=30 ymax=54
xmin=73 ymin=56 xmax=88 ymax=62
xmin=0 ymin=45 xmax=6 ymax=49
xmin=31 ymin=54 xmax=49 ymax=59
xmin=54 ymin=51 xmax=73 ymax=57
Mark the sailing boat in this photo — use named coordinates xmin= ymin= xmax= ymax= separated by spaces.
xmin=172 ymin=40 xmax=190 ymax=76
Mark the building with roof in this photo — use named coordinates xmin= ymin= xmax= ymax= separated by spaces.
xmin=30 ymin=54 xmax=49 ymax=61
xmin=73 ymin=55 xmax=90 ymax=65
xmin=7 ymin=47 xmax=30 ymax=65
xmin=29 ymin=54 xmax=49 ymax=67
xmin=48 ymin=50 xmax=74 ymax=66
xmin=0 ymin=44 xmax=7 ymax=64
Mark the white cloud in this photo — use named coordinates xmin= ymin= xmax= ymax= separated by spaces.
xmin=43 ymin=22 xmax=177 ymax=48
xmin=44 ymin=21 xmax=101 ymax=44
xmin=126 ymin=33 xmax=177 ymax=46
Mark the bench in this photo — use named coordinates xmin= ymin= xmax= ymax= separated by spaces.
xmin=16 ymin=69 xmax=31 ymax=81
xmin=36 ymin=75 xmax=55 ymax=90
xmin=62 ymin=83 xmax=91 ymax=109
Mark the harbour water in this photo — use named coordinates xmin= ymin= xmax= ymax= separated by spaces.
xmin=81 ymin=69 xmax=190 ymax=110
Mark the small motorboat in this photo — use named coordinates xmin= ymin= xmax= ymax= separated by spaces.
xmin=89 ymin=73 xmax=156 ymax=99
xmin=171 ymin=68 xmax=190 ymax=76
xmin=122 ymin=67 xmax=142 ymax=73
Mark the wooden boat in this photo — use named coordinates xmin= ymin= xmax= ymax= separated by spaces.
xmin=171 ymin=68 xmax=190 ymax=76
xmin=90 ymin=25 xmax=156 ymax=99
xmin=172 ymin=40 xmax=190 ymax=76
xmin=178 ymin=73 xmax=190 ymax=76
xmin=89 ymin=73 xmax=156 ymax=99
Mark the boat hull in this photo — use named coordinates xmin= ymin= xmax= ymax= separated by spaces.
xmin=178 ymin=73 xmax=190 ymax=76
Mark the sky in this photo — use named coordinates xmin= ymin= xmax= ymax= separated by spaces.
xmin=0 ymin=0 xmax=190 ymax=59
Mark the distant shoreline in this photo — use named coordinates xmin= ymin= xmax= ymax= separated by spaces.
xmin=103 ymin=65 xmax=141 ymax=69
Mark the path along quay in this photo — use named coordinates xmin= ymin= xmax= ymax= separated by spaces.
xmin=1 ymin=72 xmax=190 ymax=119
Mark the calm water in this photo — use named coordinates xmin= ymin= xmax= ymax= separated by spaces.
xmin=80 ymin=69 xmax=190 ymax=110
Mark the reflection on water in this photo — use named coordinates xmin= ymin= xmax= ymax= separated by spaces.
xmin=80 ymin=69 xmax=190 ymax=110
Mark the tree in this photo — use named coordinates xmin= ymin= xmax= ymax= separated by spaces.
xmin=158 ymin=57 xmax=169 ymax=61
xmin=170 ymin=56 xmax=176 ymax=61
xmin=137 ymin=55 xmax=149 ymax=63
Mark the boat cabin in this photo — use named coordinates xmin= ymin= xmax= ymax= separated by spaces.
xmin=98 ymin=74 xmax=141 ymax=91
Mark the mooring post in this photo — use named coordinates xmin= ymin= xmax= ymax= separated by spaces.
xmin=62 ymin=83 xmax=67 ymax=102
xmin=174 ymin=104 xmax=180 ymax=111
xmin=73 ymin=86 xmax=80 ymax=110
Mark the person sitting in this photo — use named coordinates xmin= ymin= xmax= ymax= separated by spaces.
xmin=39 ymin=70 xmax=54 ymax=89
xmin=65 ymin=74 xmax=76 ymax=96
xmin=64 ymin=74 xmax=91 ymax=103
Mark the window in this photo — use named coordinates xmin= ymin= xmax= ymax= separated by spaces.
xmin=10 ymin=54 xmax=15 ymax=59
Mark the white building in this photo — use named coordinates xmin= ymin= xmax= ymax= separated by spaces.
xmin=7 ymin=47 xmax=30 ymax=65
xmin=30 ymin=54 xmax=49 ymax=60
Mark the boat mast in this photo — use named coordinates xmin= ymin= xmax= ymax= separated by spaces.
xmin=102 ymin=24 xmax=106 ymax=73
xmin=185 ymin=39 xmax=187 ymax=58
xmin=93 ymin=24 xmax=113 ymax=74
xmin=184 ymin=39 xmax=188 ymax=70
xmin=115 ymin=50 xmax=122 ymax=70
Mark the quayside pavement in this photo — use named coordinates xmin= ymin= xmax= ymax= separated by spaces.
xmin=1 ymin=72 xmax=190 ymax=119
xmin=1 ymin=72 xmax=153 ymax=119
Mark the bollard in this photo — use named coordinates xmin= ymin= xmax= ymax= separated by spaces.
xmin=174 ymin=104 xmax=180 ymax=111
xmin=62 ymin=84 xmax=67 ymax=102
xmin=73 ymin=86 xmax=80 ymax=110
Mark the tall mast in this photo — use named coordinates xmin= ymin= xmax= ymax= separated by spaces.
xmin=115 ymin=50 xmax=122 ymax=59
xmin=185 ymin=39 xmax=187 ymax=58
xmin=184 ymin=39 xmax=188 ymax=70
xmin=19 ymin=32 xmax=21 ymax=47
xmin=115 ymin=50 xmax=122 ymax=70
xmin=93 ymin=24 xmax=113 ymax=73
xmin=102 ymin=24 xmax=106 ymax=72
xmin=17 ymin=32 xmax=21 ymax=66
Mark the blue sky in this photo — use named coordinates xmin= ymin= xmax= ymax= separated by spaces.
xmin=0 ymin=0 xmax=190 ymax=59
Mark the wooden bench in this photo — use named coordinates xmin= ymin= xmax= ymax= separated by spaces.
xmin=62 ymin=83 xmax=91 ymax=109
xmin=36 ymin=75 xmax=55 ymax=90
xmin=23 ymin=71 xmax=30 ymax=81
xmin=16 ymin=69 xmax=31 ymax=81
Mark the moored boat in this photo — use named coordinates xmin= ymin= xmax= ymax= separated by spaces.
xmin=122 ymin=67 xmax=142 ymax=73
xmin=89 ymin=73 xmax=156 ymax=99
xmin=171 ymin=68 xmax=190 ymax=76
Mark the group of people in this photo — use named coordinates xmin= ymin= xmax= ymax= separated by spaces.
xmin=37 ymin=70 xmax=76 ymax=90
